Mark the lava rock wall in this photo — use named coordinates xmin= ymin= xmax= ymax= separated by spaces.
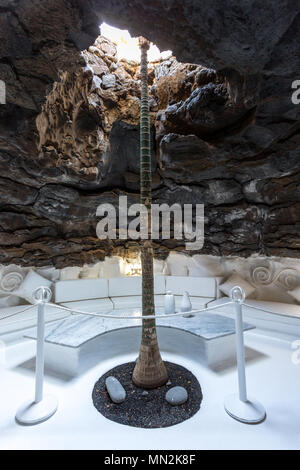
xmin=0 ymin=0 xmax=299 ymax=267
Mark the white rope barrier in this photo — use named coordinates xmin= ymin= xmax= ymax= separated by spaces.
xmin=45 ymin=300 xmax=235 ymax=320
xmin=0 ymin=295 xmax=292 ymax=324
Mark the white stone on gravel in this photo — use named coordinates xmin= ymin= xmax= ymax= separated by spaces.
xmin=105 ymin=376 xmax=126 ymax=404
xmin=165 ymin=386 xmax=188 ymax=405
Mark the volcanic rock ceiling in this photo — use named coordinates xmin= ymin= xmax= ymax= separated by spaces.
xmin=0 ymin=0 xmax=299 ymax=267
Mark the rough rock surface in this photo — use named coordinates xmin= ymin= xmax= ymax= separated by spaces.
xmin=0 ymin=0 xmax=299 ymax=267
xmin=35 ymin=36 xmax=158 ymax=188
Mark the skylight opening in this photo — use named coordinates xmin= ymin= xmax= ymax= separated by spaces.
xmin=100 ymin=22 xmax=172 ymax=63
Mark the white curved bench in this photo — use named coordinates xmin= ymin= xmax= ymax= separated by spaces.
xmin=0 ymin=275 xmax=217 ymax=336
xmin=25 ymin=308 xmax=254 ymax=376
xmin=55 ymin=275 xmax=217 ymax=311
xmin=0 ymin=275 xmax=218 ymax=368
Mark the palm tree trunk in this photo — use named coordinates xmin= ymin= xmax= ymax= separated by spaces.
xmin=132 ymin=38 xmax=168 ymax=389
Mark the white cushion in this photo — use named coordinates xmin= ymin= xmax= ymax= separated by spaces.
xmin=0 ymin=295 xmax=21 ymax=307
xmin=60 ymin=266 xmax=81 ymax=281
xmin=55 ymin=279 xmax=108 ymax=303
xmin=14 ymin=270 xmax=52 ymax=304
xmin=219 ymin=273 xmax=255 ymax=299
xmin=165 ymin=276 xmax=216 ymax=298
xmin=288 ymin=286 xmax=300 ymax=303
xmin=61 ymin=298 xmax=113 ymax=312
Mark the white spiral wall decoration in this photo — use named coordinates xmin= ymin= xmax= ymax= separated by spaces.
xmin=275 ymin=268 xmax=299 ymax=290
xmin=0 ymin=269 xmax=24 ymax=293
xmin=251 ymin=265 xmax=299 ymax=290
xmin=251 ymin=266 xmax=273 ymax=286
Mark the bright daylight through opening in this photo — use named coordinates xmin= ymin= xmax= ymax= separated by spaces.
xmin=100 ymin=22 xmax=172 ymax=62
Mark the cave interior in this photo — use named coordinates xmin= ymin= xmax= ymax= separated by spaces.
xmin=0 ymin=0 xmax=299 ymax=296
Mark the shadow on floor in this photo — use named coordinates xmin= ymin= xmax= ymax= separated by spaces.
xmin=15 ymin=357 xmax=74 ymax=383
xmin=211 ymin=346 xmax=269 ymax=374
xmin=15 ymin=345 xmax=268 ymax=382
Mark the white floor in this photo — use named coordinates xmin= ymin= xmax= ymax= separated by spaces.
xmin=0 ymin=329 xmax=300 ymax=450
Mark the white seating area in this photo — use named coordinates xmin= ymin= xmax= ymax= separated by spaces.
xmin=1 ymin=252 xmax=300 ymax=344
xmin=25 ymin=309 xmax=254 ymax=376
xmin=1 ymin=271 xmax=300 ymax=377
xmin=1 ymin=272 xmax=300 ymax=342
xmin=0 ymin=275 xmax=217 ymax=337
xmin=58 ymin=275 xmax=217 ymax=311
xmin=0 ymin=274 xmax=218 ymax=368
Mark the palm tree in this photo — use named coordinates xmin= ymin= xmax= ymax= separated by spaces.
xmin=132 ymin=37 xmax=168 ymax=389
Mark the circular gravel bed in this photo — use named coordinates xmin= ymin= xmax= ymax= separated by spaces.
xmin=92 ymin=361 xmax=203 ymax=428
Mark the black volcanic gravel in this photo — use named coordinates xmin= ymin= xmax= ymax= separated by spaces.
xmin=92 ymin=361 xmax=203 ymax=428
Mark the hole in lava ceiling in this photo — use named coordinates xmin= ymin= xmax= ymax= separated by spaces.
xmin=100 ymin=22 xmax=172 ymax=63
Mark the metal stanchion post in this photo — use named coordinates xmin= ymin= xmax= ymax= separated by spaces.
xmin=224 ymin=285 xmax=266 ymax=424
xmin=15 ymin=286 xmax=58 ymax=425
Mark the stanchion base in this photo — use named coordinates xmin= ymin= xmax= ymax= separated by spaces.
xmin=224 ymin=394 xmax=266 ymax=424
xmin=16 ymin=395 xmax=58 ymax=425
